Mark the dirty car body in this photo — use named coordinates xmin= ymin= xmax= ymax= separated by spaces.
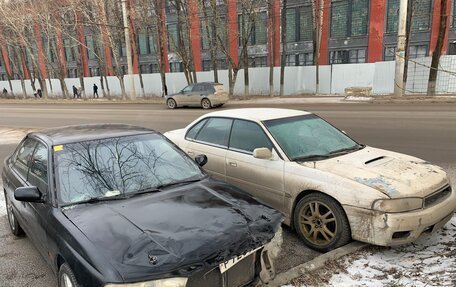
xmin=166 ymin=82 xmax=228 ymax=109
xmin=1 ymin=124 xmax=282 ymax=287
xmin=165 ymin=108 xmax=456 ymax=252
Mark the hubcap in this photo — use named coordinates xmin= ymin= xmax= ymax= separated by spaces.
xmin=168 ymin=100 xmax=175 ymax=108
xmin=299 ymin=201 xmax=337 ymax=246
xmin=6 ymin=196 xmax=15 ymax=231
xmin=61 ymin=273 xmax=73 ymax=287
xmin=202 ymin=100 xmax=210 ymax=108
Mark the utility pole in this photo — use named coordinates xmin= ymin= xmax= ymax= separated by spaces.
xmin=394 ymin=0 xmax=408 ymax=97
xmin=122 ymin=0 xmax=136 ymax=100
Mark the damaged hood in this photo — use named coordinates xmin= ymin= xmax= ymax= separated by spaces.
xmin=63 ymin=178 xmax=282 ymax=282
xmin=312 ymin=146 xmax=448 ymax=198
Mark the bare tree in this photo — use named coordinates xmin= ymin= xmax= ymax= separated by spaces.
xmin=280 ymin=0 xmax=287 ymax=97
xmin=311 ymin=0 xmax=324 ymax=94
xmin=427 ymin=0 xmax=448 ymax=96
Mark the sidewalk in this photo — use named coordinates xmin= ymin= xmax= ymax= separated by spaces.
xmin=1 ymin=94 xmax=456 ymax=105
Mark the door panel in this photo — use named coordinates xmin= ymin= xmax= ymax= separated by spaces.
xmin=185 ymin=141 xmax=227 ymax=181
xmin=225 ymin=150 xmax=285 ymax=212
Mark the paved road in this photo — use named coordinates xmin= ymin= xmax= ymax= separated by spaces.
xmin=0 ymin=101 xmax=455 ymax=286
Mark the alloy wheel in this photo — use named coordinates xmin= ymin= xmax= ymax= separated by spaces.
xmin=298 ymin=201 xmax=337 ymax=246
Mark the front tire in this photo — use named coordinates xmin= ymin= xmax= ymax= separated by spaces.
xmin=293 ymin=193 xmax=351 ymax=252
xmin=4 ymin=190 xmax=24 ymax=236
xmin=201 ymin=98 xmax=212 ymax=109
xmin=167 ymin=98 xmax=177 ymax=109
xmin=58 ymin=263 xmax=79 ymax=287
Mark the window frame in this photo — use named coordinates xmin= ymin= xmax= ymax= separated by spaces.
xmin=185 ymin=116 xmax=282 ymax=158
xmin=228 ymin=119 xmax=275 ymax=155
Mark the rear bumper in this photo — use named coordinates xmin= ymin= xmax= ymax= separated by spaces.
xmin=208 ymin=95 xmax=228 ymax=105
xmin=344 ymin=187 xmax=456 ymax=246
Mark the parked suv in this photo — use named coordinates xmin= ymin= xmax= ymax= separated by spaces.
xmin=166 ymin=82 xmax=228 ymax=109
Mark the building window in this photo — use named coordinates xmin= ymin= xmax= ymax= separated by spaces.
xmin=86 ymin=35 xmax=97 ymax=60
xmin=140 ymin=64 xmax=148 ymax=74
xmin=170 ymin=62 xmax=183 ymax=72
xmin=387 ymin=0 xmax=431 ymax=33
xmin=202 ymin=60 xmax=212 ymax=71
xmin=286 ymin=53 xmax=314 ymax=66
xmin=384 ymin=47 xmax=396 ymax=61
xmin=67 ymin=68 xmax=78 ymax=78
xmin=331 ymin=0 xmax=369 ymax=38
xmin=149 ymin=63 xmax=159 ymax=73
xmin=89 ymin=67 xmax=100 ymax=77
xmin=138 ymin=32 xmax=149 ymax=55
xmin=65 ymin=39 xmax=75 ymax=62
xmin=299 ymin=53 xmax=314 ymax=65
xmin=448 ymin=42 xmax=456 ymax=55
xmin=408 ymin=45 xmax=427 ymax=58
xmin=167 ymin=23 xmax=179 ymax=51
xmin=286 ymin=54 xmax=297 ymax=66
xmin=249 ymin=56 xmax=267 ymax=67
xmin=330 ymin=49 xmax=365 ymax=64
xmin=239 ymin=11 xmax=267 ymax=46
xmin=286 ymin=5 xmax=313 ymax=43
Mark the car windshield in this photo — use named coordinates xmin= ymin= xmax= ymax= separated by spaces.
xmin=264 ymin=115 xmax=362 ymax=161
xmin=54 ymin=134 xmax=204 ymax=205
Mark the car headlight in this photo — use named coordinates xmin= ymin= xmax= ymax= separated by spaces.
xmin=105 ymin=278 xmax=188 ymax=287
xmin=372 ymin=198 xmax=423 ymax=213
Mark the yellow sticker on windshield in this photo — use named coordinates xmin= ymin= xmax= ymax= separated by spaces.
xmin=53 ymin=145 xmax=63 ymax=152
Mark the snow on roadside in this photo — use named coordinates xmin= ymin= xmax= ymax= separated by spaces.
xmin=327 ymin=215 xmax=456 ymax=287
xmin=0 ymin=181 xmax=5 ymax=217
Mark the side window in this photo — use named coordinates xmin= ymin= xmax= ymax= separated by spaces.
xmin=229 ymin=120 xmax=273 ymax=153
xmin=186 ymin=119 xmax=208 ymax=140
xmin=195 ymin=118 xmax=233 ymax=147
xmin=192 ymin=84 xmax=203 ymax=92
xmin=182 ymin=85 xmax=193 ymax=93
xmin=13 ymin=138 xmax=37 ymax=180
xmin=206 ymin=84 xmax=216 ymax=93
xmin=28 ymin=143 xmax=49 ymax=195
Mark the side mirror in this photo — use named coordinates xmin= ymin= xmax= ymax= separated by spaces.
xmin=195 ymin=154 xmax=208 ymax=167
xmin=253 ymin=148 xmax=273 ymax=160
xmin=14 ymin=186 xmax=43 ymax=203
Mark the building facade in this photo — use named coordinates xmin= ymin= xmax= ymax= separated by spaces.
xmin=0 ymin=0 xmax=455 ymax=81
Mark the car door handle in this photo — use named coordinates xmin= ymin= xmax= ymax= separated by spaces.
xmin=187 ymin=151 xmax=194 ymax=156
xmin=228 ymin=161 xmax=237 ymax=167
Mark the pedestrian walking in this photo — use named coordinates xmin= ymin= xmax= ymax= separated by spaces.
xmin=72 ymin=85 xmax=78 ymax=98
xmin=93 ymin=83 xmax=99 ymax=98
xmin=77 ymin=86 xmax=82 ymax=98
xmin=2 ymin=88 xmax=7 ymax=97
xmin=34 ymin=88 xmax=42 ymax=98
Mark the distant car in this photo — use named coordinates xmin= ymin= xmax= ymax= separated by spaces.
xmin=2 ymin=124 xmax=282 ymax=287
xmin=166 ymin=82 xmax=228 ymax=109
xmin=165 ymin=108 xmax=456 ymax=252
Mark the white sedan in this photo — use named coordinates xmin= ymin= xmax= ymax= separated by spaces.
xmin=165 ymin=108 xmax=456 ymax=252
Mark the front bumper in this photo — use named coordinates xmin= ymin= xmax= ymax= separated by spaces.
xmin=344 ymin=187 xmax=456 ymax=246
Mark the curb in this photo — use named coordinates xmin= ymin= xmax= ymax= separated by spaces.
xmin=268 ymin=241 xmax=368 ymax=287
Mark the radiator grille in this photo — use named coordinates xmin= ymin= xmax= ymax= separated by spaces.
xmin=424 ymin=185 xmax=452 ymax=208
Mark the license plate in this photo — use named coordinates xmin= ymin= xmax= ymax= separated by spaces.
xmin=219 ymin=246 xmax=262 ymax=274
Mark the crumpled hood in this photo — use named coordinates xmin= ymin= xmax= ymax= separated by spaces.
xmin=63 ymin=178 xmax=282 ymax=282
xmin=312 ymin=146 xmax=448 ymax=198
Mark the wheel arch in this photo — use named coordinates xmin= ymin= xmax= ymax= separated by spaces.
xmin=290 ymin=189 xmax=351 ymax=232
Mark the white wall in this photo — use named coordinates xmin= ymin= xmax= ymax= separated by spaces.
xmin=2 ymin=56 xmax=454 ymax=97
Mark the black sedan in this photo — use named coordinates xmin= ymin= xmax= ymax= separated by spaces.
xmin=1 ymin=124 xmax=282 ymax=287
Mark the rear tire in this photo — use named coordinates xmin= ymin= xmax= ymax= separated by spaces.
xmin=293 ymin=193 xmax=351 ymax=252
xmin=58 ymin=263 xmax=79 ymax=287
xmin=201 ymin=98 xmax=212 ymax=109
xmin=167 ymin=98 xmax=177 ymax=109
xmin=4 ymin=190 xmax=24 ymax=236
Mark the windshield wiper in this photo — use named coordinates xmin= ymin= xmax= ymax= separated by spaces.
xmin=64 ymin=194 xmax=129 ymax=207
xmin=155 ymin=177 xmax=204 ymax=190
xmin=329 ymin=144 xmax=365 ymax=155
xmin=293 ymin=154 xmax=331 ymax=162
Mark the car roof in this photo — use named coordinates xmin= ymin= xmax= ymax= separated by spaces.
xmin=201 ymin=108 xmax=312 ymax=122
xmin=29 ymin=124 xmax=156 ymax=146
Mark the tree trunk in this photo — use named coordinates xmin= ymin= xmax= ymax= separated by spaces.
xmin=268 ymin=0 xmax=274 ymax=97
xmin=427 ymin=0 xmax=447 ymax=96
xmin=119 ymin=76 xmax=126 ymax=100
xmin=280 ymin=0 xmax=287 ymax=97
